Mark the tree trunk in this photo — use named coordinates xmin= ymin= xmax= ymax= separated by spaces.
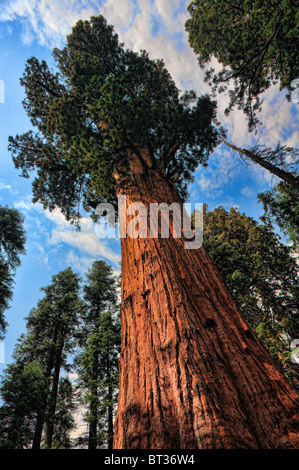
xmin=88 ymin=349 xmax=99 ymax=449
xmin=32 ymin=412 xmax=46 ymax=449
xmin=107 ymin=355 xmax=114 ymax=449
xmin=32 ymin=340 xmax=56 ymax=449
xmin=220 ymin=138 xmax=299 ymax=187
xmin=113 ymin=153 xmax=299 ymax=449
xmin=44 ymin=340 xmax=64 ymax=448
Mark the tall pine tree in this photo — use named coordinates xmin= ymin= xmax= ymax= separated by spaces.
xmin=76 ymin=261 xmax=120 ymax=449
xmin=0 ymin=358 xmax=47 ymax=449
xmin=25 ymin=267 xmax=83 ymax=448
xmin=51 ymin=377 xmax=77 ymax=449
xmin=77 ymin=311 xmax=120 ymax=449
xmin=258 ymin=181 xmax=299 ymax=249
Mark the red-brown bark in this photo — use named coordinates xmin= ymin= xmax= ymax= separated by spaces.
xmin=113 ymin=152 xmax=299 ymax=449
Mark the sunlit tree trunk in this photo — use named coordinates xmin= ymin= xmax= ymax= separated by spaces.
xmin=113 ymin=152 xmax=299 ymax=449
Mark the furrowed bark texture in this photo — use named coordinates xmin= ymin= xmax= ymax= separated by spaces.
xmin=113 ymin=154 xmax=299 ymax=449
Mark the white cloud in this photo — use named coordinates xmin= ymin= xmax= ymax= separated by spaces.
xmin=285 ymin=131 xmax=299 ymax=149
xmin=0 ymin=0 xmax=128 ymax=47
xmin=65 ymin=250 xmax=98 ymax=274
xmin=14 ymin=197 xmax=121 ymax=268
xmin=255 ymin=87 xmax=294 ymax=146
xmin=0 ymin=0 xmax=208 ymax=95
xmin=195 ymin=148 xmax=243 ymax=199
xmin=14 ymin=194 xmax=38 ymax=212
xmin=0 ymin=181 xmax=12 ymax=190
xmin=49 ymin=223 xmax=120 ymax=266
xmin=0 ymin=180 xmax=19 ymax=195
xmin=45 ymin=209 xmax=121 ymax=266
xmin=101 ymin=0 xmax=133 ymax=31
xmin=32 ymin=241 xmax=49 ymax=266
xmin=246 ymin=159 xmax=276 ymax=189
xmin=241 ymin=186 xmax=255 ymax=198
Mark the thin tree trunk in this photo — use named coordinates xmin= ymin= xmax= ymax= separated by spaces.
xmin=88 ymin=349 xmax=99 ymax=449
xmin=32 ymin=339 xmax=56 ymax=449
xmin=113 ymin=152 xmax=299 ymax=449
xmin=12 ymin=416 xmax=23 ymax=449
xmin=32 ymin=412 xmax=46 ymax=449
xmin=107 ymin=355 xmax=114 ymax=449
xmin=221 ymin=138 xmax=298 ymax=187
xmin=44 ymin=340 xmax=64 ymax=448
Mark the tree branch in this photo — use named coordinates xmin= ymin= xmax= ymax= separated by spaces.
xmin=220 ymin=138 xmax=299 ymax=187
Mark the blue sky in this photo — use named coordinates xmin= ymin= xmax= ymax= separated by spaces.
xmin=0 ymin=0 xmax=298 ymax=370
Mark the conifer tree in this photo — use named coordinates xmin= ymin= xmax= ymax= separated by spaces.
xmin=258 ymin=181 xmax=299 ymax=249
xmin=76 ymin=261 xmax=120 ymax=449
xmin=0 ymin=268 xmax=82 ymax=449
xmin=25 ymin=267 xmax=83 ymax=448
xmin=185 ymin=1 xmax=299 ymax=233
xmin=0 ymin=357 xmax=47 ymax=449
xmin=51 ymin=377 xmax=77 ymax=449
xmin=77 ymin=310 xmax=120 ymax=449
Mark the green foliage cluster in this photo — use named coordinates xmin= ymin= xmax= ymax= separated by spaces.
xmin=193 ymin=204 xmax=299 ymax=386
xmin=8 ymin=15 xmax=220 ymax=226
xmin=186 ymin=0 xmax=299 ymax=129
xmin=0 ymin=360 xmax=47 ymax=448
xmin=258 ymin=181 xmax=299 ymax=249
xmin=50 ymin=377 xmax=77 ymax=449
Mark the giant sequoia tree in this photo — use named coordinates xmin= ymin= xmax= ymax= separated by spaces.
xmin=9 ymin=15 xmax=299 ymax=449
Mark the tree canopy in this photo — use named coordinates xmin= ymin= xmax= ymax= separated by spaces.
xmin=0 ymin=359 xmax=48 ymax=449
xmin=186 ymin=0 xmax=299 ymax=129
xmin=8 ymin=15 xmax=220 ymax=226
